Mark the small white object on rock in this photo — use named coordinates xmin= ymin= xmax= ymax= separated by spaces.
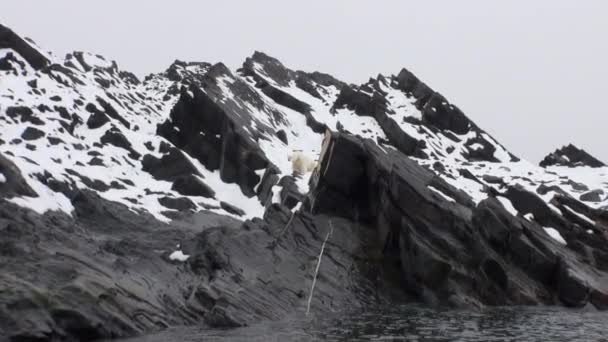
xmin=169 ymin=250 xmax=190 ymax=262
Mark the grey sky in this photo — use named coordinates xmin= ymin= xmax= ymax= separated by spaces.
xmin=3 ymin=1 xmax=607 ymax=164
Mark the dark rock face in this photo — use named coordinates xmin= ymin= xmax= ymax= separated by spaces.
xmin=256 ymin=167 xmax=280 ymax=206
xmin=0 ymin=153 xmax=37 ymax=197
xmin=580 ymin=189 xmax=604 ymax=203
xmin=2 ymin=25 xmax=608 ymax=342
xmin=278 ymin=175 xmax=304 ymax=209
xmin=6 ymin=106 xmax=44 ymax=125
xmin=171 ymin=174 xmax=215 ymax=198
xmin=0 ymin=191 xmax=243 ymax=341
xmin=0 ymin=24 xmax=49 ymax=69
xmin=158 ymin=196 xmax=196 ymax=211
xmin=395 ymin=68 xmax=470 ymax=134
xmin=142 ymin=148 xmax=202 ymax=182
xmin=85 ymin=103 xmax=110 ymax=129
xmin=540 ymin=144 xmax=605 ymax=168
xmin=100 ymin=128 xmax=140 ymax=159
xmin=307 ymin=132 xmax=608 ymax=309
xmin=219 ymin=201 xmax=246 ymax=216
xmin=0 ymin=191 xmax=401 ymax=340
xmin=21 ymin=126 xmax=45 ymax=140
xmin=240 ymin=52 xmax=327 ymax=133
xmin=332 ymin=82 xmax=426 ymax=158
xmin=158 ymin=84 xmax=270 ymax=197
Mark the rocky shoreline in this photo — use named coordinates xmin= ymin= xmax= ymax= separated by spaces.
xmin=1 ymin=22 xmax=608 ymax=341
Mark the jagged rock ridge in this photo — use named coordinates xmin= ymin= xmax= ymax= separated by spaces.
xmin=540 ymin=143 xmax=606 ymax=168
xmin=1 ymin=23 xmax=608 ymax=341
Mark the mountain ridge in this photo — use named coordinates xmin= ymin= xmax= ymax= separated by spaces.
xmin=1 ymin=22 xmax=608 ymax=341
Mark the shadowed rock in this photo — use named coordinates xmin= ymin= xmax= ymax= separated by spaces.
xmin=540 ymin=144 xmax=605 ymax=168
xmin=0 ymin=24 xmax=49 ymax=69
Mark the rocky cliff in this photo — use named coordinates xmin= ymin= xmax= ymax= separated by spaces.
xmin=1 ymin=23 xmax=607 ymax=341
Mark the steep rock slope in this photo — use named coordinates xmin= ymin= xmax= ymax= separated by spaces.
xmin=1 ymin=23 xmax=608 ymax=341
xmin=540 ymin=144 xmax=606 ymax=168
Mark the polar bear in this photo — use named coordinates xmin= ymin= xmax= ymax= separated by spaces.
xmin=289 ymin=152 xmax=317 ymax=175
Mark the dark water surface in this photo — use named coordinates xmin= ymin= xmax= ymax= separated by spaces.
xmin=118 ymin=305 xmax=608 ymax=341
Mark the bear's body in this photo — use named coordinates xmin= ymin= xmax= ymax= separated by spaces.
xmin=289 ymin=152 xmax=317 ymax=175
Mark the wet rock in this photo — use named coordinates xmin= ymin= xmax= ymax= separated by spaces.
xmin=556 ymin=261 xmax=589 ymax=307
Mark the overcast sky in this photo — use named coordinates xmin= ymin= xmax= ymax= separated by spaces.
xmin=3 ymin=1 xmax=607 ymax=163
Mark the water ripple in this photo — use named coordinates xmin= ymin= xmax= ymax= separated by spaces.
xmin=118 ymin=305 xmax=608 ymax=342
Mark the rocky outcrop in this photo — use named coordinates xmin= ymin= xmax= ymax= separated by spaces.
xmin=0 ymin=152 xmax=37 ymax=197
xmin=240 ymin=51 xmax=329 ymax=133
xmin=1 ymin=21 xmax=608 ymax=342
xmin=540 ymin=144 xmax=605 ymax=168
xmin=0 ymin=187 xmax=396 ymax=340
xmin=332 ymin=80 xmax=427 ymax=158
xmin=142 ymin=148 xmax=202 ymax=182
xmin=0 ymin=190 xmax=244 ymax=341
xmin=157 ymin=84 xmax=271 ymax=197
xmin=307 ymin=131 xmax=608 ymax=308
xmin=395 ymin=68 xmax=471 ymax=135
xmin=0 ymin=24 xmax=49 ymax=70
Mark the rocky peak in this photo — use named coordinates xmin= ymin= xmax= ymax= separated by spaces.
xmin=65 ymin=51 xmax=118 ymax=73
xmin=241 ymin=51 xmax=345 ymax=104
xmin=241 ymin=51 xmax=294 ymax=87
xmin=144 ymin=59 xmax=212 ymax=84
xmin=540 ymin=144 xmax=606 ymax=168
xmin=0 ymin=23 xmax=49 ymax=70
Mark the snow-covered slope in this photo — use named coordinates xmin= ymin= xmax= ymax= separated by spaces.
xmin=1 ymin=23 xmax=607 ymax=227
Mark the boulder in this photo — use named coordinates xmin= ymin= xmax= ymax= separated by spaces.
xmin=219 ymin=201 xmax=246 ymax=217
xmin=21 ymin=126 xmax=45 ymax=140
xmin=580 ymin=189 xmax=604 ymax=203
xmin=142 ymin=149 xmax=202 ymax=182
xmin=171 ymin=175 xmax=215 ymax=198
xmin=158 ymin=196 xmax=196 ymax=211
xmin=100 ymin=128 xmax=140 ymax=159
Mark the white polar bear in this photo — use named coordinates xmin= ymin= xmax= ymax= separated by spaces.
xmin=289 ymin=152 xmax=317 ymax=175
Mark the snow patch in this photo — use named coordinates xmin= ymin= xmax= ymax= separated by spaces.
xmin=427 ymin=185 xmax=456 ymax=203
xmin=563 ymin=205 xmax=595 ymax=225
xmin=497 ymin=196 xmax=518 ymax=216
xmin=543 ymin=227 xmax=567 ymax=245
xmin=169 ymin=250 xmax=190 ymax=262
